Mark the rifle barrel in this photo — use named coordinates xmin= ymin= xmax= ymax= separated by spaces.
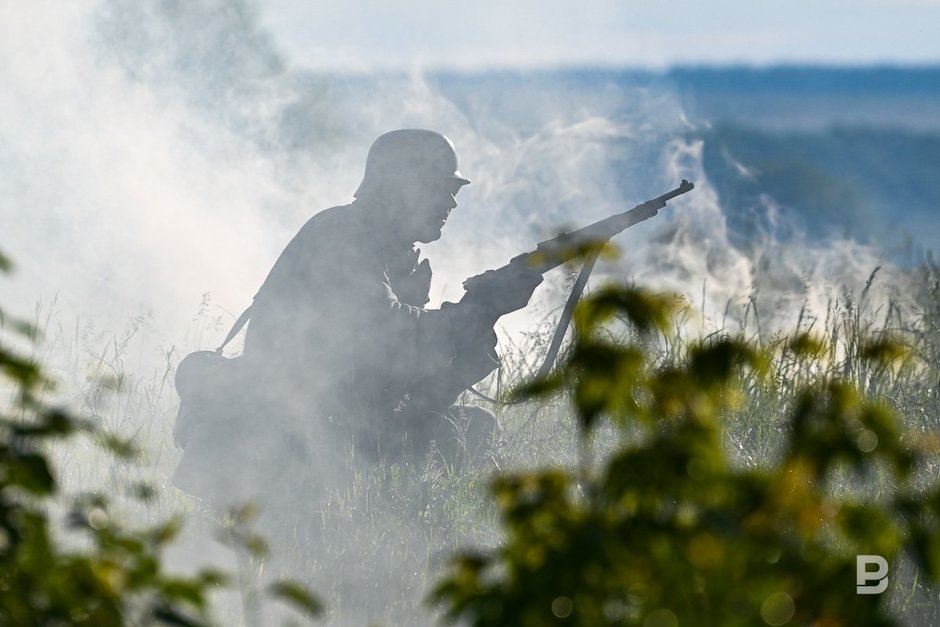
xmin=525 ymin=179 xmax=694 ymax=270
xmin=461 ymin=180 xmax=694 ymax=292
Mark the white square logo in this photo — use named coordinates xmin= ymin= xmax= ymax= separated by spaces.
xmin=857 ymin=555 xmax=888 ymax=595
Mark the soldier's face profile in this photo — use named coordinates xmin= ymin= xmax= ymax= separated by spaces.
xmin=399 ymin=178 xmax=463 ymax=243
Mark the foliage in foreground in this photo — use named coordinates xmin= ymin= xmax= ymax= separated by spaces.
xmin=0 ymin=252 xmax=321 ymax=626
xmin=434 ymin=284 xmax=940 ymax=627
xmin=5 ymin=242 xmax=940 ymax=626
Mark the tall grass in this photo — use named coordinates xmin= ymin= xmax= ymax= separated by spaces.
xmin=5 ymin=260 xmax=939 ymax=625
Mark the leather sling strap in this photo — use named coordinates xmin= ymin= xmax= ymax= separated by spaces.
xmin=216 ymin=304 xmax=253 ymax=354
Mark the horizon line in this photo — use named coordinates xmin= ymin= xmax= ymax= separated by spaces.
xmin=289 ymin=60 xmax=940 ymax=78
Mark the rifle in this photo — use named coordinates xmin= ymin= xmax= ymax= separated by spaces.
xmin=458 ymin=179 xmax=694 ymax=393
xmin=462 ymin=179 xmax=695 ymax=297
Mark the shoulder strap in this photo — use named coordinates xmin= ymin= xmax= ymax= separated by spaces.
xmin=216 ymin=304 xmax=253 ymax=354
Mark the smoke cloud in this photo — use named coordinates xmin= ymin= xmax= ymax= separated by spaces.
xmin=0 ymin=1 xmax=914 ymax=624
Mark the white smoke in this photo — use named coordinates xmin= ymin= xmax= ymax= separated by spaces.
xmin=620 ymin=137 xmax=912 ymax=337
xmin=2 ymin=3 xmax=289 ymax=345
xmin=0 ymin=1 xmax=915 ymax=624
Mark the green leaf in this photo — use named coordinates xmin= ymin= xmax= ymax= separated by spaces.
xmin=12 ymin=408 xmax=76 ymax=438
xmin=7 ymin=452 xmax=56 ymax=495
xmin=151 ymin=603 xmax=208 ymax=627
xmin=159 ymin=575 xmax=212 ymax=609
xmin=0 ymin=249 xmax=12 ymax=273
xmin=788 ymin=333 xmax=824 ymax=357
xmin=860 ymin=338 xmax=909 ymax=364
xmin=689 ymin=339 xmax=754 ymax=386
xmin=574 ymin=287 xmax=676 ymax=335
xmin=150 ymin=519 xmax=182 ymax=546
xmin=97 ymin=433 xmax=140 ymax=460
xmin=243 ymin=533 xmax=269 ymax=558
xmin=129 ymin=482 xmax=158 ymax=502
xmin=268 ymin=580 xmax=324 ymax=618
xmin=1 ymin=347 xmax=42 ymax=387
xmin=510 ymin=374 xmax=563 ymax=402
xmin=197 ymin=568 xmax=230 ymax=588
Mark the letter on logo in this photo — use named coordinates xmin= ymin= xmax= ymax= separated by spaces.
xmin=857 ymin=555 xmax=888 ymax=594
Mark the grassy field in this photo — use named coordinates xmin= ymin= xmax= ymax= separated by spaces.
xmin=8 ymin=258 xmax=940 ymax=626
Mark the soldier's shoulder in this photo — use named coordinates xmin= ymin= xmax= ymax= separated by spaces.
xmin=295 ymin=203 xmax=363 ymax=240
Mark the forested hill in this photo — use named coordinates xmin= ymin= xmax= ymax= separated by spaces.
xmin=427 ymin=66 xmax=940 ymax=257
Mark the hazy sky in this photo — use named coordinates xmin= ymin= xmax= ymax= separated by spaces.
xmin=0 ymin=0 xmax=934 ymax=348
xmin=259 ymin=0 xmax=940 ymax=71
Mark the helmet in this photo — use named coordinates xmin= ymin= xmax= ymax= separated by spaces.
xmin=354 ymin=129 xmax=470 ymax=198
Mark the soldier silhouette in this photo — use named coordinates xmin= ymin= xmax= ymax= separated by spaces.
xmin=172 ymin=129 xmax=543 ymax=507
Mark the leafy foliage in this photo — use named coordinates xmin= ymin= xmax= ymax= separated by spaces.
xmin=434 ymin=284 xmax=940 ymax=627
xmin=0 ymin=255 xmax=320 ymax=625
xmin=1 ymin=298 xmax=220 ymax=624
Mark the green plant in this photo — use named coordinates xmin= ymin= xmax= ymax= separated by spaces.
xmin=0 ymin=251 xmax=321 ymax=626
xmin=434 ymin=284 xmax=940 ymax=627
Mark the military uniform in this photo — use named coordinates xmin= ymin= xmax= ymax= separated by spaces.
xmin=173 ymin=129 xmax=535 ymax=507
xmin=173 ymin=202 xmax=499 ymax=505
xmin=243 ymin=199 xmax=500 ymax=455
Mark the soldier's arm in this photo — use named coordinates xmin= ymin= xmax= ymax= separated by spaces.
xmin=378 ymin=276 xmax=498 ymax=373
xmin=457 ymin=261 xmax=544 ymax=323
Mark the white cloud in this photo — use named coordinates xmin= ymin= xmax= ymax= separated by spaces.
xmin=257 ymin=0 xmax=940 ymax=70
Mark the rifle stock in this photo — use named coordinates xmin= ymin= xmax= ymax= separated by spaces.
xmin=462 ymin=179 xmax=694 ymax=295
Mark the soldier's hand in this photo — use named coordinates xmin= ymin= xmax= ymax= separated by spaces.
xmin=460 ymin=263 xmax=543 ymax=319
xmin=498 ymin=264 xmax=543 ymax=313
